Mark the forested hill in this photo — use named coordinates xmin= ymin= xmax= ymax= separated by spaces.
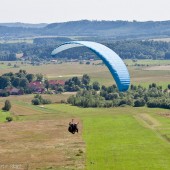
xmin=44 ymin=20 xmax=170 ymax=38
xmin=1 ymin=20 xmax=170 ymax=39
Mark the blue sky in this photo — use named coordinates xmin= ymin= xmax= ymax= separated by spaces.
xmin=0 ymin=0 xmax=169 ymax=23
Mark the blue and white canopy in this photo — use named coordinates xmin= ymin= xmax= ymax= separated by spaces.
xmin=52 ymin=41 xmax=130 ymax=91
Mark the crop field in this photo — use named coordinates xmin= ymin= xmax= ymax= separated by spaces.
xmin=0 ymin=59 xmax=170 ymax=169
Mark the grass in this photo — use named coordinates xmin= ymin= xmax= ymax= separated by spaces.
xmin=0 ymin=93 xmax=72 ymax=104
xmin=44 ymin=104 xmax=170 ymax=170
xmin=83 ymin=114 xmax=170 ymax=170
xmin=0 ymin=110 xmax=11 ymax=122
xmin=1 ymin=101 xmax=170 ymax=169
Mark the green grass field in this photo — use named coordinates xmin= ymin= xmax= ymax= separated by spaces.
xmin=0 ymin=110 xmax=11 ymax=122
xmin=43 ymin=104 xmax=170 ymax=170
xmin=1 ymin=95 xmax=170 ymax=169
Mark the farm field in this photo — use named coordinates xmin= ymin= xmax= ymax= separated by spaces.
xmin=0 ymin=60 xmax=170 ymax=88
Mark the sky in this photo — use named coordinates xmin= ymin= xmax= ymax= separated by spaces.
xmin=0 ymin=0 xmax=169 ymax=23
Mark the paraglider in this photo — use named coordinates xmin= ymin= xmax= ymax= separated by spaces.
xmin=51 ymin=41 xmax=130 ymax=92
xmin=68 ymin=119 xmax=79 ymax=134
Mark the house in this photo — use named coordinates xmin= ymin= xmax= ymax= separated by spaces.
xmin=6 ymin=87 xmax=23 ymax=95
xmin=49 ymin=80 xmax=65 ymax=86
xmin=28 ymin=81 xmax=45 ymax=93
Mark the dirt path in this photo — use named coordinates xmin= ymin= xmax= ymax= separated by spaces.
xmin=0 ymin=118 xmax=85 ymax=170
xmin=134 ymin=113 xmax=161 ymax=129
xmin=133 ymin=113 xmax=170 ymax=143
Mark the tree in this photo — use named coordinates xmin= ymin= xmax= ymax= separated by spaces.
xmin=12 ymin=77 xmax=20 ymax=87
xmin=26 ymin=74 xmax=35 ymax=82
xmin=92 ymin=81 xmax=100 ymax=91
xmin=86 ymin=61 xmax=90 ymax=65
xmin=82 ymin=74 xmax=90 ymax=85
xmin=36 ymin=73 xmax=43 ymax=82
xmin=2 ymin=100 xmax=11 ymax=111
xmin=134 ymin=98 xmax=145 ymax=107
xmin=44 ymin=79 xmax=49 ymax=90
xmin=56 ymin=86 xmax=64 ymax=93
xmin=72 ymin=77 xmax=81 ymax=86
xmin=32 ymin=98 xmax=41 ymax=105
xmin=19 ymin=78 xmax=29 ymax=88
xmin=168 ymin=84 xmax=170 ymax=90
xmin=165 ymin=52 xmax=170 ymax=60
xmin=0 ymin=76 xmax=11 ymax=89
xmin=19 ymin=69 xmax=27 ymax=75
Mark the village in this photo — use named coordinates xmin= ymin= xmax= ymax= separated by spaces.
xmin=0 ymin=69 xmax=65 ymax=97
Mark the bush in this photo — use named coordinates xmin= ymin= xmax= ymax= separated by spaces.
xmin=0 ymin=91 xmax=10 ymax=97
xmin=147 ymin=98 xmax=170 ymax=109
xmin=41 ymin=99 xmax=52 ymax=104
xmin=103 ymin=101 xmax=113 ymax=108
xmin=134 ymin=98 xmax=145 ymax=107
xmin=61 ymin=100 xmax=66 ymax=104
xmin=32 ymin=94 xmax=52 ymax=105
xmin=168 ymin=84 xmax=170 ymax=90
xmin=92 ymin=81 xmax=100 ymax=91
xmin=32 ymin=98 xmax=41 ymax=105
xmin=86 ymin=61 xmax=90 ymax=65
xmin=119 ymin=98 xmax=133 ymax=106
xmin=6 ymin=116 xmax=13 ymax=122
xmin=2 ymin=100 xmax=11 ymax=111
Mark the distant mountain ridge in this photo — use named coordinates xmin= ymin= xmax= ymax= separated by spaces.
xmin=0 ymin=20 xmax=170 ymax=40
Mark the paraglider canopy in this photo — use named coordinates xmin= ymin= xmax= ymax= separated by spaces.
xmin=52 ymin=41 xmax=130 ymax=91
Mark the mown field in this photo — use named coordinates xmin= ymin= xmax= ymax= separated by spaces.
xmin=1 ymin=101 xmax=170 ymax=169
xmin=0 ymin=60 xmax=170 ymax=169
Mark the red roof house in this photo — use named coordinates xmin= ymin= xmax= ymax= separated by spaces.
xmin=28 ymin=81 xmax=45 ymax=93
xmin=49 ymin=80 xmax=65 ymax=86
xmin=6 ymin=87 xmax=24 ymax=95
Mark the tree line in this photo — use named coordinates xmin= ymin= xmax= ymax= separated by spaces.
xmin=67 ymin=76 xmax=170 ymax=109
xmin=0 ymin=69 xmax=44 ymax=96
xmin=0 ymin=39 xmax=170 ymax=61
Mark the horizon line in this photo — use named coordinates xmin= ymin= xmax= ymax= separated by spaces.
xmin=0 ymin=19 xmax=170 ymax=24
